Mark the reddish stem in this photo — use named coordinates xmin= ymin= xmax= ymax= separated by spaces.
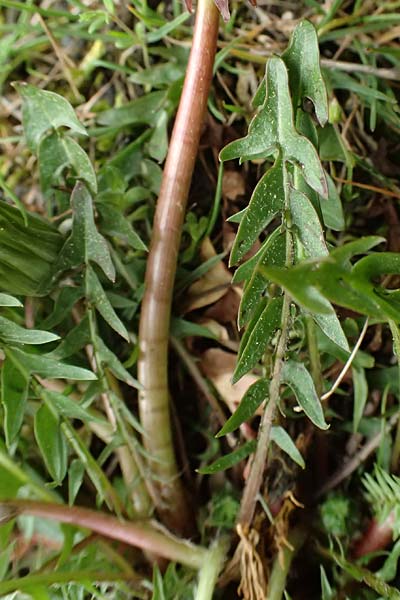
xmin=138 ymin=0 xmax=219 ymax=535
xmin=0 ymin=500 xmax=206 ymax=569
xmin=353 ymin=513 xmax=395 ymax=559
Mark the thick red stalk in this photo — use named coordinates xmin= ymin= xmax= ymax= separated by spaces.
xmin=138 ymin=0 xmax=219 ymax=535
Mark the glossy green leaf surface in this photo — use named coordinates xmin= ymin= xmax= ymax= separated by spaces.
xmin=281 ymin=360 xmax=328 ymax=429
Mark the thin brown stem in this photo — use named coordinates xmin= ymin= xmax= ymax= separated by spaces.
xmin=0 ymin=500 xmax=207 ymax=569
xmin=138 ymin=0 xmax=219 ymax=535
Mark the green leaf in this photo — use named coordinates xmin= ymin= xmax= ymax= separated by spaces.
xmin=0 ymin=294 xmax=22 ymax=307
xmin=39 ymin=132 xmax=97 ymax=195
xmin=0 ymin=201 xmax=63 ymax=296
xmin=1 ymin=360 xmax=29 ymax=445
xmin=377 ymin=538 xmax=400 ymax=583
xmin=68 ymin=459 xmax=85 ymax=506
xmin=0 ymin=316 xmax=59 ymax=345
xmin=320 ymin=173 xmax=345 ymax=231
xmin=97 ymin=91 xmax=166 ymax=128
xmin=270 ymin=426 xmax=305 ymax=468
xmin=282 ymin=20 xmax=328 ymax=126
xmin=49 ymin=316 xmax=91 ymax=360
xmin=42 ymin=389 xmax=104 ymax=424
xmin=330 ymin=236 xmax=384 ymax=265
xmin=230 ymin=157 xmax=284 ymax=265
xmin=86 ymin=265 xmax=129 ymax=341
xmin=170 ymin=317 xmax=217 ymax=340
xmin=313 ymin=311 xmax=350 ymax=352
xmin=352 ymin=367 xmax=368 ymax=433
xmin=5 ymin=347 xmax=96 ymax=381
xmin=197 ymin=440 xmax=257 ymax=474
xmin=15 ymin=83 xmax=87 ymax=152
xmin=95 ymin=336 xmax=140 ymax=388
xmin=237 ymin=231 xmax=286 ymax=327
xmin=148 ymin=110 xmax=169 ymax=162
xmin=220 ymin=57 xmax=327 ymax=198
xmin=320 ymin=565 xmax=334 ymax=600
xmin=262 ymin=264 xmax=333 ymax=314
xmin=281 ymin=360 xmax=328 ymax=429
xmin=233 ymin=296 xmax=283 ymax=383
xmin=216 ymin=379 xmax=269 ymax=437
xmin=264 ymin=244 xmax=400 ymax=323
xmin=34 ymin=404 xmax=68 ymax=484
xmin=42 ymin=286 xmax=83 ymax=329
xmin=290 ymin=187 xmax=328 ymax=258
xmin=54 ymin=183 xmax=115 ymax=281
xmin=97 ymin=203 xmax=147 ymax=251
